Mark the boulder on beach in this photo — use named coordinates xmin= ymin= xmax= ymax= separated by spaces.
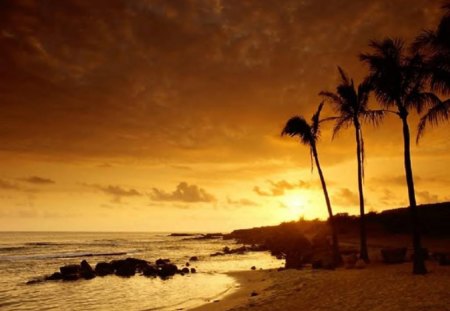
xmin=342 ymin=253 xmax=358 ymax=269
xmin=157 ymin=263 xmax=178 ymax=278
xmin=381 ymin=247 xmax=407 ymax=264
xmin=190 ymin=268 xmax=196 ymax=273
xmin=181 ymin=267 xmax=190 ymax=274
xmin=60 ymin=264 xmax=81 ymax=281
xmin=95 ymin=262 xmax=114 ymax=276
xmin=156 ymin=258 xmax=171 ymax=265
xmin=45 ymin=272 xmax=63 ymax=281
xmin=80 ymin=260 xmax=96 ymax=280
xmin=189 ymin=256 xmax=198 ymax=261
xmin=142 ymin=264 xmax=158 ymax=277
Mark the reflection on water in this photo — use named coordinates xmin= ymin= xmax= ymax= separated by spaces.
xmin=0 ymin=232 xmax=282 ymax=310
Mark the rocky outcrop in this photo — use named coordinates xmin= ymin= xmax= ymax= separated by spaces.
xmin=28 ymin=257 xmax=192 ymax=285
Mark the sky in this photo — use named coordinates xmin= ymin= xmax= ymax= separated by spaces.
xmin=0 ymin=0 xmax=449 ymax=232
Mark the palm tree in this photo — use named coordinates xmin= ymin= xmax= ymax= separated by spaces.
xmin=413 ymin=3 xmax=450 ymax=140
xmin=412 ymin=2 xmax=450 ymax=94
xmin=281 ymin=103 xmax=341 ymax=266
xmin=320 ymin=67 xmax=384 ymax=263
xmin=360 ymin=38 xmax=439 ymax=274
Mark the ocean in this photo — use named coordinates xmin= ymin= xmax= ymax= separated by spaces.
xmin=0 ymin=232 xmax=282 ymax=311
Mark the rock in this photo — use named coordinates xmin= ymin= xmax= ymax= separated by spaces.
xmin=342 ymin=253 xmax=358 ymax=269
xmin=250 ymin=291 xmax=258 ymax=297
xmin=157 ymin=263 xmax=178 ymax=278
xmin=26 ymin=278 xmax=45 ymax=285
xmin=354 ymin=259 xmax=366 ymax=269
xmin=156 ymin=258 xmax=171 ymax=265
xmin=189 ymin=256 xmax=198 ymax=262
xmin=381 ymin=248 xmax=407 ymax=264
xmin=185 ymin=262 xmax=190 ymax=267
xmin=45 ymin=272 xmax=63 ymax=281
xmin=95 ymin=262 xmax=114 ymax=276
xmin=112 ymin=260 xmax=136 ymax=277
xmin=210 ymin=252 xmax=224 ymax=257
xmin=223 ymin=246 xmax=231 ymax=254
xmin=62 ymin=274 xmax=80 ymax=281
xmin=80 ymin=260 xmax=96 ymax=280
xmin=142 ymin=264 xmax=158 ymax=277
xmin=190 ymin=268 xmax=196 ymax=273
xmin=251 ymin=266 xmax=256 ymax=270
xmin=181 ymin=267 xmax=190 ymax=274
xmin=60 ymin=264 xmax=81 ymax=276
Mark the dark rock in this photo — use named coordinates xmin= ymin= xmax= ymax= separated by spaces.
xmin=60 ymin=264 xmax=81 ymax=276
xmin=157 ymin=263 xmax=178 ymax=278
xmin=45 ymin=272 xmax=63 ymax=281
xmin=185 ymin=262 xmax=190 ymax=267
xmin=190 ymin=268 xmax=196 ymax=273
xmin=381 ymin=248 xmax=407 ymax=264
xmin=342 ymin=253 xmax=358 ymax=269
xmin=95 ymin=262 xmax=114 ymax=276
xmin=142 ymin=264 xmax=158 ymax=277
xmin=250 ymin=291 xmax=258 ymax=297
xmin=112 ymin=260 xmax=136 ymax=277
xmin=189 ymin=256 xmax=198 ymax=261
xmin=156 ymin=258 xmax=171 ymax=265
xmin=223 ymin=246 xmax=231 ymax=254
xmin=80 ymin=260 xmax=96 ymax=280
xmin=62 ymin=273 xmax=80 ymax=281
xmin=181 ymin=267 xmax=190 ymax=274
xmin=210 ymin=252 xmax=224 ymax=257
xmin=26 ymin=278 xmax=45 ymax=285
xmin=411 ymin=248 xmax=429 ymax=261
xmin=251 ymin=266 xmax=256 ymax=270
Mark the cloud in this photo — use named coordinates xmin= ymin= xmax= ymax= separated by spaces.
xmin=253 ymin=179 xmax=312 ymax=196
xmin=20 ymin=176 xmax=55 ymax=185
xmin=227 ymin=197 xmax=258 ymax=206
xmin=150 ymin=182 xmax=216 ymax=203
xmin=332 ymin=188 xmax=360 ymax=207
xmin=87 ymin=184 xmax=142 ymax=203
xmin=0 ymin=179 xmax=22 ymax=191
xmin=416 ymin=190 xmax=447 ymax=204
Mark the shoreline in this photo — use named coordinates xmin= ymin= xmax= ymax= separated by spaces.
xmin=191 ymin=261 xmax=450 ymax=311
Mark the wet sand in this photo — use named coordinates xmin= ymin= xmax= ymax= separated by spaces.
xmin=192 ymin=261 xmax=450 ymax=311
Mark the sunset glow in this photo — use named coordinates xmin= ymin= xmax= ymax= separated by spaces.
xmin=0 ymin=0 xmax=449 ymax=232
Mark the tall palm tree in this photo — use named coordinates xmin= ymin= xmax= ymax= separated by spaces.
xmin=412 ymin=2 xmax=450 ymax=94
xmin=320 ymin=67 xmax=384 ymax=263
xmin=281 ymin=103 xmax=341 ymax=266
xmin=360 ymin=38 xmax=439 ymax=274
xmin=413 ymin=3 xmax=450 ymax=140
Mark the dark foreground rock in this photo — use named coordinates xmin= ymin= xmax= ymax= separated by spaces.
xmin=28 ymin=257 xmax=190 ymax=284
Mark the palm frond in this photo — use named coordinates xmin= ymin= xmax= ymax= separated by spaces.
xmin=281 ymin=116 xmax=313 ymax=146
xmin=361 ymin=110 xmax=385 ymax=126
xmin=331 ymin=116 xmax=352 ymax=139
xmin=417 ymin=98 xmax=450 ymax=142
xmin=311 ymin=102 xmax=325 ymax=139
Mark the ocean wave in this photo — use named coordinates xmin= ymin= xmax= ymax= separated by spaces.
xmin=0 ymin=251 xmax=129 ymax=261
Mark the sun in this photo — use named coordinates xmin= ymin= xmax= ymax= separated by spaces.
xmin=282 ymin=193 xmax=305 ymax=220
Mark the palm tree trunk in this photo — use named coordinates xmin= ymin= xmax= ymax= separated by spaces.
xmin=311 ymin=144 xmax=341 ymax=266
xmin=401 ymin=114 xmax=427 ymax=275
xmin=354 ymin=122 xmax=369 ymax=262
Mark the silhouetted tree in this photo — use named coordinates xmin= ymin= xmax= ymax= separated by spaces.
xmin=281 ymin=103 xmax=341 ymax=266
xmin=413 ymin=3 xmax=450 ymax=141
xmin=320 ymin=67 xmax=384 ymax=263
xmin=360 ymin=38 xmax=439 ymax=274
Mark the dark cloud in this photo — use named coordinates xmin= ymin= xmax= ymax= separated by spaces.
xmin=0 ymin=179 xmax=22 ymax=190
xmin=150 ymin=182 xmax=216 ymax=203
xmin=20 ymin=176 xmax=55 ymax=185
xmin=332 ymin=187 xmax=360 ymax=207
xmin=253 ymin=179 xmax=312 ymax=196
xmin=87 ymin=184 xmax=141 ymax=203
xmin=227 ymin=197 xmax=258 ymax=206
xmin=0 ymin=0 xmax=445 ymax=165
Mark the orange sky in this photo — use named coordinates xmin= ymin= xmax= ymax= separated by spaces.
xmin=0 ymin=0 xmax=449 ymax=232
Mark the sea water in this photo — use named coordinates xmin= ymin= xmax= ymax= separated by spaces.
xmin=0 ymin=232 xmax=282 ymax=310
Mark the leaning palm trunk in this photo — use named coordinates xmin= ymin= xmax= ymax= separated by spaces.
xmin=400 ymin=111 xmax=427 ymax=274
xmin=311 ymin=143 xmax=341 ymax=266
xmin=354 ymin=120 xmax=369 ymax=262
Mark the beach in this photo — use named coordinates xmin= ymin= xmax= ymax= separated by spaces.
xmin=193 ymin=261 xmax=450 ymax=311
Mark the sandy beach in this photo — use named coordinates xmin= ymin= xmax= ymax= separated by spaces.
xmin=193 ymin=261 xmax=450 ymax=311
